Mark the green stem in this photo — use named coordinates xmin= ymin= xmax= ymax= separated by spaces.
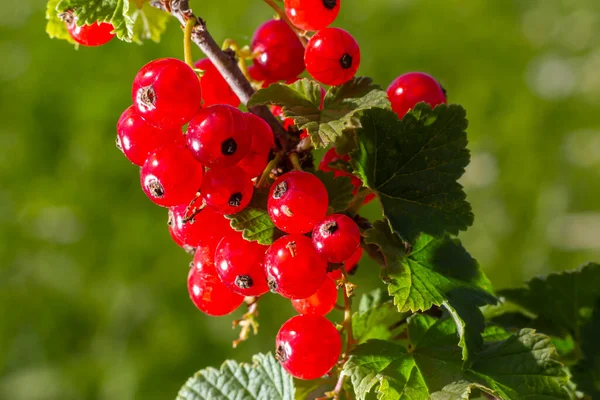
xmin=289 ymin=152 xmax=302 ymax=171
xmin=257 ymin=153 xmax=282 ymax=188
xmin=184 ymin=17 xmax=197 ymax=68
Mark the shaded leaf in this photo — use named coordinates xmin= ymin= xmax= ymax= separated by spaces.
xmin=313 ymin=171 xmax=355 ymax=213
xmin=350 ymin=105 xmax=473 ymax=243
xmin=46 ymin=0 xmax=76 ymax=44
xmin=344 ymin=314 xmax=568 ymax=400
xmin=364 ymin=220 xmax=496 ymax=363
xmin=128 ymin=1 xmax=170 ymax=43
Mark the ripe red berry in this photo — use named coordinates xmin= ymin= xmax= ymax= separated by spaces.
xmin=201 ymin=166 xmax=253 ymax=215
xmin=268 ymin=171 xmax=329 ymax=234
xmin=215 ymin=233 xmax=269 ymax=297
xmin=252 ymin=19 xmax=305 ymax=81
xmin=194 ymin=58 xmax=240 ymax=108
xmin=284 ymin=0 xmax=340 ymax=31
xmin=276 ymin=314 xmax=341 ymax=379
xmin=319 ymin=147 xmax=375 ymax=204
xmin=387 ymin=72 xmax=447 ymax=119
xmin=305 ymin=28 xmax=360 ymax=86
xmin=186 ymin=105 xmax=252 ymax=168
xmin=328 ymin=246 xmax=362 ymax=281
xmin=116 ymin=105 xmax=183 ymax=166
xmin=248 ymin=64 xmax=276 ymax=88
xmin=169 ymin=204 xmax=233 ymax=250
xmin=140 ymin=145 xmax=204 ymax=207
xmin=291 ymin=277 xmax=337 ymax=316
xmin=64 ymin=13 xmax=115 ymax=46
xmin=132 ymin=58 xmax=202 ymax=129
xmin=264 ymin=235 xmax=327 ymax=299
xmin=238 ymin=114 xmax=275 ymax=178
xmin=312 ymin=214 xmax=360 ymax=263
xmin=188 ymin=244 xmax=245 ymax=316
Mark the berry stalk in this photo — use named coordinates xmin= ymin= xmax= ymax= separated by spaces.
xmin=149 ymin=0 xmax=290 ymax=149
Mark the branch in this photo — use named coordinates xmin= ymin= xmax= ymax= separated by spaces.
xmin=150 ymin=0 xmax=289 ymax=150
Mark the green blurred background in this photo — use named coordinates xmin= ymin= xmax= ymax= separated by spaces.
xmin=1 ymin=0 xmax=600 ymax=398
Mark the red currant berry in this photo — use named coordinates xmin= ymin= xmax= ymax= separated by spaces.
xmin=248 ymin=64 xmax=276 ymax=88
xmin=284 ymin=0 xmax=340 ymax=31
xmin=276 ymin=314 xmax=341 ymax=379
xmin=291 ymin=277 xmax=337 ymax=316
xmin=312 ymin=214 xmax=360 ymax=263
xmin=215 ymin=233 xmax=269 ymax=297
xmin=268 ymin=171 xmax=329 ymax=234
xmin=188 ymin=244 xmax=245 ymax=316
xmin=140 ymin=145 xmax=204 ymax=207
xmin=194 ymin=58 xmax=241 ymax=108
xmin=238 ymin=114 xmax=275 ymax=178
xmin=327 ymin=246 xmax=362 ymax=280
xmin=116 ymin=106 xmax=183 ymax=166
xmin=305 ymin=28 xmax=360 ymax=86
xmin=318 ymin=148 xmax=375 ymax=204
xmin=387 ymin=72 xmax=447 ymax=119
xmin=201 ymin=166 xmax=254 ymax=215
xmin=252 ymin=19 xmax=305 ymax=81
xmin=64 ymin=13 xmax=115 ymax=46
xmin=186 ymin=105 xmax=252 ymax=168
xmin=169 ymin=205 xmax=233 ymax=249
xmin=132 ymin=58 xmax=202 ymax=129
xmin=265 ymin=235 xmax=327 ymax=299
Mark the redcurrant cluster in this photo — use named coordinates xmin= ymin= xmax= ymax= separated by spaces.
xmin=110 ymin=1 xmax=447 ymax=381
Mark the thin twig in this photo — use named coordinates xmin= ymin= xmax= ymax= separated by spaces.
xmin=150 ymin=0 xmax=289 ymax=150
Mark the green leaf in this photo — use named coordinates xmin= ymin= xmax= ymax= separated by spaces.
xmin=364 ymin=221 xmax=496 ymax=364
xmin=353 ymin=289 xmax=408 ymax=344
xmin=313 ymin=171 xmax=355 ymax=213
xmin=128 ymin=1 xmax=170 ymax=43
xmin=570 ymin=300 xmax=600 ymax=397
xmin=226 ymin=189 xmax=279 ymax=245
xmin=293 ymin=376 xmax=336 ymax=400
xmin=176 ymin=353 xmax=294 ymax=400
xmin=247 ymin=77 xmax=390 ymax=148
xmin=499 ymin=262 xmax=600 ymax=338
xmin=46 ymin=0 xmax=76 ymax=44
xmin=56 ymin=0 xmax=133 ymax=41
xmin=350 ymin=104 xmax=473 ymax=243
xmin=343 ymin=314 xmax=569 ymax=400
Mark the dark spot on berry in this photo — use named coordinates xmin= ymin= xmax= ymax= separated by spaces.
xmin=189 ymin=261 xmax=195 ymax=269
xmin=228 ymin=192 xmax=243 ymax=207
xmin=322 ymin=0 xmax=337 ymax=10
xmin=183 ymin=245 xmax=196 ymax=255
xmin=272 ymin=181 xmax=288 ymax=199
xmin=235 ymin=275 xmax=254 ymax=289
xmin=115 ymin=136 xmax=123 ymax=152
xmin=58 ymin=11 xmax=74 ymax=26
xmin=137 ymin=85 xmax=157 ymax=112
xmin=147 ymin=179 xmax=164 ymax=198
xmin=276 ymin=344 xmax=288 ymax=363
xmin=221 ymin=138 xmax=238 ymax=155
xmin=321 ymin=221 xmax=338 ymax=236
xmin=340 ymin=53 xmax=353 ymax=69
xmin=286 ymin=241 xmax=297 ymax=257
xmin=267 ymin=275 xmax=278 ymax=292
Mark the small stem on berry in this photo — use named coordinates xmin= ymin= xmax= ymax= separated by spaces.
xmin=221 ymin=39 xmax=253 ymax=83
xmin=183 ymin=16 xmax=197 ymax=68
xmin=257 ymin=152 xmax=283 ymax=188
xmin=262 ymin=0 xmax=308 ymax=46
xmin=232 ymin=297 xmax=260 ymax=348
xmin=289 ymin=152 xmax=302 ymax=171
xmin=347 ymin=188 xmax=374 ymax=215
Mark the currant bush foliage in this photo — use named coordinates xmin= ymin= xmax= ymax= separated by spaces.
xmin=248 ymin=77 xmax=390 ymax=148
